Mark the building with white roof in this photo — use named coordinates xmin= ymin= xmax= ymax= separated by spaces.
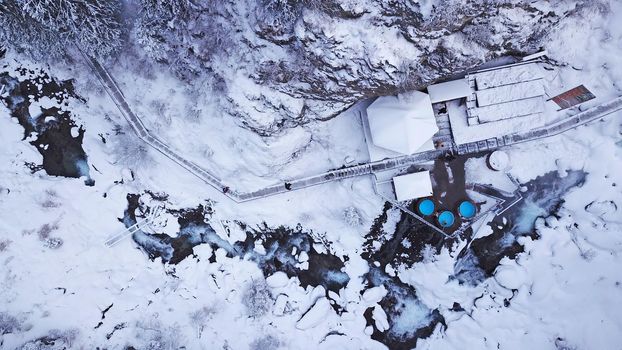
xmin=362 ymin=56 xmax=559 ymax=227
xmin=392 ymin=171 xmax=433 ymax=202
xmin=427 ymin=78 xmax=471 ymax=103
xmin=467 ymin=61 xmax=545 ymax=125
xmin=423 ymin=60 xmax=557 ymax=146
xmin=365 ymin=91 xmax=439 ymax=156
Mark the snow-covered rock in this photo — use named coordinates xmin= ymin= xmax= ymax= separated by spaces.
xmin=362 ymin=286 xmax=387 ymax=304
xmin=273 ymin=294 xmax=289 ymax=316
xmin=266 ymin=272 xmax=290 ymax=289
xmin=494 ymin=264 xmax=529 ymax=290
xmin=130 ymin=0 xmax=580 ymax=134
xmin=296 ymin=297 xmax=332 ymax=330
xmin=372 ymin=305 xmax=390 ymax=332
xmin=2 ymin=1 xmax=622 ymax=349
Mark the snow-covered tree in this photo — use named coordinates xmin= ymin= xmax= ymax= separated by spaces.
xmin=134 ymin=0 xmax=194 ymax=62
xmin=0 ymin=312 xmax=21 ymax=336
xmin=242 ymin=279 xmax=273 ymax=317
xmin=112 ymin=131 xmax=153 ymax=168
xmin=23 ymin=0 xmax=124 ymax=57
xmin=343 ymin=206 xmax=363 ymax=227
xmin=249 ymin=335 xmax=281 ymax=350
xmin=0 ymin=0 xmax=65 ymax=59
xmin=134 ymin=318 xmax=184 ymax=350
xmin=0 ymin=0 xmax=124 ymax=58
xmin=18 ymin=329 xmax=79 ymax=349
xmin=255 ymin=0 xmax=300 ymax=32
xmin=139 ymin=0 xmax=191 ymax=18
xmin=134 ymin=1 xmax=233 ymax=79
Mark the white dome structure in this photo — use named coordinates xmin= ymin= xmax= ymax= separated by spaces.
xmin=366 ymin=91 xmax=439 ymax=155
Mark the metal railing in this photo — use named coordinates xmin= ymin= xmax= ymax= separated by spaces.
xmin=104 ymin=206 xmax=163 ymax=247
xmin=84 ymin=53 xmax=622 ymax=203
xmin=456 ymin=96 xmax=622 ymax=155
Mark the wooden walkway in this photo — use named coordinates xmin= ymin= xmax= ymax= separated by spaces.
xmin=85 ymin=54 xmax=622 ymax=203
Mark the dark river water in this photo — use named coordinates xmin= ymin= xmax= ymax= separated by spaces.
xmin=453 ymin=169 xmax=586 ymax=284
xmin=362 ymin=154 xmax=585 ymax=347
xmin=0 ymin=66 xmax=93 ymax=185
xmin=119 ymin=151 xmax=585 ymax=349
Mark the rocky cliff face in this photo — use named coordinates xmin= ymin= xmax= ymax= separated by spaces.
xmin=135 ymin=0 xmax=593 ymax=135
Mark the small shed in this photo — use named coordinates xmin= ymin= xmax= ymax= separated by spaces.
xmin=392 ymin=171 xmax=433 ymax=202
xmin=366 ymin=91 xmax=439 ymax=155
xmin=427 ymin=79 xmax=471 ymax=103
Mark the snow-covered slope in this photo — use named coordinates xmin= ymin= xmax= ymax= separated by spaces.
xmin=1 ymin=0 xmax=622 ymax=349
xmin=128 ymin=0 xmax=589 ymax=134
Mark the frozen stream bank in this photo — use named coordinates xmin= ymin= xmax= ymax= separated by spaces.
xmin=0 ymin=66 xmax=93 ymax=185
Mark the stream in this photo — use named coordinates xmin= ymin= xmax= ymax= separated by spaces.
xmin=0 ymin=65 xmax=93 ymax=185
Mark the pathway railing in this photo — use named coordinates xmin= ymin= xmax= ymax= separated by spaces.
xmin=84 ymin=54 xmax=622 ymax=203
xmin=104 ymin=206 xmax=163 ymax=247
xmin=456 ymin=96 xmax=622 ymax=155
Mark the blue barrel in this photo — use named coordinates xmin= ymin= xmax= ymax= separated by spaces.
xmin=417 ymin=199 xmax=435 ymax=216
xmin=438 ymin=211 xmax=455 ymax=228
xmin=458 ymin=201 xmax=476 ymax=219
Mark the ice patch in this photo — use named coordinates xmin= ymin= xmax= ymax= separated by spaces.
xmin=388 ymin=296 xmax=435 ymax=338
xmin=512 ymin=199 xmax=547 ymax=234
xmin=322 ymin=269 xmax=350 ymax=288
xmin=74 ymin=159 xmax=90 ymax=178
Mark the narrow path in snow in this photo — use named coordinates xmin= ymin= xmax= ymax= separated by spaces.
xmin=84 ymin=54 xmax=622 ymax=203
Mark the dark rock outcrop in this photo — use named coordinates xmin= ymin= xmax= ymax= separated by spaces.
xmin=135 ymin=0 xmax=600 ymax=135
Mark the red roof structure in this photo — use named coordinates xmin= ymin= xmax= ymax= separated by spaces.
xmin=551 ymin=85 xmax=595 ymax=110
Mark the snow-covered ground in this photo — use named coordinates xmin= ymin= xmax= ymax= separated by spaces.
xmin=1 ymin=1 xmax=622 ymax=349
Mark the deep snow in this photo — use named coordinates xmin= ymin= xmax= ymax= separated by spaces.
xmin=1 ymin=1 xmax=622 ymax=349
